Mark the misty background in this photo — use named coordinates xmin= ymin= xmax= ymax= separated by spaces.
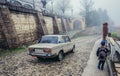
xmin=72 ymin=0 xmax=120 ymax=27
xmin=20 ymin=0 xmax=120 ymax=27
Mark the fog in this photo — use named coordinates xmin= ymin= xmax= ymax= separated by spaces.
xmin=92 ymin=0 xmax=120 ymax=26
xmin=22 ymin=0 xmax=120 ymax=26
xmin=70 ymin=0 xmax=120 ymax=26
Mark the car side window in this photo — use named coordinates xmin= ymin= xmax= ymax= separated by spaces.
xmin=59 ymin=36 xmax=71 ymax=43
xmin=62 ymin=36 xmax=71 ymax=43
xmin=65 ymin=36 xmax=71 ymax=42
xmin=59 ymin=37 xmax=65 ymax=43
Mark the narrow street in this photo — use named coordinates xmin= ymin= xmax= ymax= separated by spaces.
xmin=0 ymin=35 xmax=100 ymax=76
xmin=82 ymin=39 xmax=108 ymax=76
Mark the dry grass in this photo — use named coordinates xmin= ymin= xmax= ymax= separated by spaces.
xmin=0 ymin=46 xmax=27 ymax=57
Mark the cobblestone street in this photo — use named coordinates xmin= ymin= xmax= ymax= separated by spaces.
xmin=0 ymin=35 xmax=100 ymax=76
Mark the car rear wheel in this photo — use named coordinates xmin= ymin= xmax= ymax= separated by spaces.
xmin=71 ymin=45 xmax=75 ymax=53
xmin=37 ymin=57 xmax=41 ymax=61
xmin=58 ymin=51 xmax=64 ymax=61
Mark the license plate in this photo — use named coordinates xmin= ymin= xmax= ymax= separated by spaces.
xmin=35 ymin=49 xmax=43 ymax=53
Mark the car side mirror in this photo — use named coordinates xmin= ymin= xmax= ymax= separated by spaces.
xmin=38 ymin=40 xmax=40 ymax=43
xmin=58 ymin=41 xmax=61 ymax=43
xmin=59 ymin=41 xmax=64 ymax=43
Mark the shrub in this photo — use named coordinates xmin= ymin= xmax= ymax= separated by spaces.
xmin=111 ymin=32 xmax=120 ymax=40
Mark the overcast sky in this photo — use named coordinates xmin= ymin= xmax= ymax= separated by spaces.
xmin=71 ymin=0 xmax=120 ymax=26
xmin=93 ymin=0 xmax=120 ymax=26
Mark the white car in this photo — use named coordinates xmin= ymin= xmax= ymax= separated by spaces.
xmin=28 ymin=35 xmax=75 ymax=61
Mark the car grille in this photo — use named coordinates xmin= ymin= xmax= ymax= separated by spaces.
xmin=35 ymin=49 xmax=44 ymax=53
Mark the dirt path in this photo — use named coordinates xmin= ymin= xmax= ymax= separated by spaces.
xmin=82 ymin=39 xmax=109 ymax=76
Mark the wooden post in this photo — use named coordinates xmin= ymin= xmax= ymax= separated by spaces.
xmin=103 ymin=22 xmax=108 ymax=40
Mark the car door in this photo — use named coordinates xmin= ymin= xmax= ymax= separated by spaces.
xmin=60 ymin=36 xmax=68 ymax=53
xmin=65 ymin=36 xmax=73 ymax=51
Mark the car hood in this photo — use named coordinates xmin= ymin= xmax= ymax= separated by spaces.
xmin=28 ymin=43 xmax=60 ymax=49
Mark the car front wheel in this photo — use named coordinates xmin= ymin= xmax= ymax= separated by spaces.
xmin=58 ymin=51 xmax=64 ymax=61
xmin=71 ymin=45 xmax=75 ymax=53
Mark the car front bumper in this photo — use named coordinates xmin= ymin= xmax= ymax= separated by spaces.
xmin=29 ymin=52 xmax=57 ymax=58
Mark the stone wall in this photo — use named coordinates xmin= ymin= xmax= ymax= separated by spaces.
xmin=0 ymin=24 xmax=6 ymax=48
xmin=52 ymin=16 xmax=59 ymax=34
xmin=0 ymin=5 xmax=19 ymax=49
xmin=10 ymin=11 xmax=38 ymax=45
xmin=44 ymin=16 xmax=53 ymax=34
xmin=56 ymin=18 xmax=63 ymax=33
xmin=63 ymin=18 xmax=71 ymax=32
xmin=0 ymin=5 xmax=48 ymax=49
xmin=0 ymin=3 xmax=85 ymax=49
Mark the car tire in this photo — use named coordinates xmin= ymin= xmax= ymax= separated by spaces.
xmin=37 ymin=57 xmax=42 ymax=61
xmin=58 ymin=51 xmax=64 ymax=61
xmin=71 ymin=45 xmax=75 ymax=53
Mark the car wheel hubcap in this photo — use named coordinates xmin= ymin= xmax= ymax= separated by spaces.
xmin=59 ymin=52 xmax=63 ymax=60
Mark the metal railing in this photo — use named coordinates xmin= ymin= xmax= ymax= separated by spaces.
xmin=0 ymin=0 xmax=7 ymax=5
xmin=0 ymin=0 xmax=37 ymax=14
xmin=107 ymin=37 xmax=120 ymax=62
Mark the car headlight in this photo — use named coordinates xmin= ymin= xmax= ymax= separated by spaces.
xmin=28 ymin=48 xmax=35 ymax=52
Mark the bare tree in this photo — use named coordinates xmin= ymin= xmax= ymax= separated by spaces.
xmin=80 ymin=0 xmax=94 ymax=26
xmin=55 ymin=0 xmax=70 ymax=16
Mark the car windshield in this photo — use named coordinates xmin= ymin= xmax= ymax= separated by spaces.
xmin=40 ymin=36 xmax=58 ymax=44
